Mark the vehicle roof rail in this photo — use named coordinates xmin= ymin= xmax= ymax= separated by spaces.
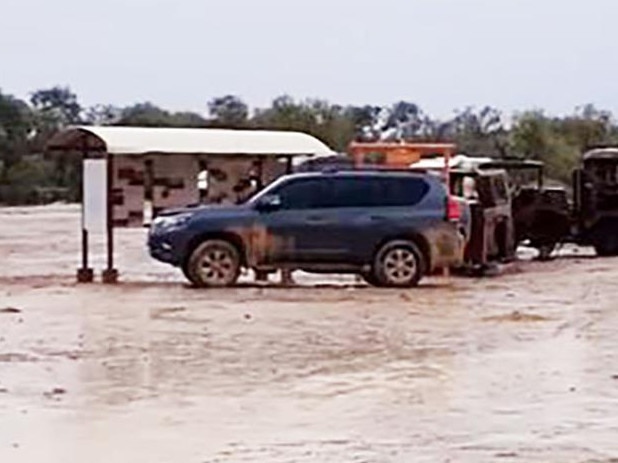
xmin=585 ymin=143 xmax=618 ymax=151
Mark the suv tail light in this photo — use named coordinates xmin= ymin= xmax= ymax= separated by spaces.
xmin=447 ymin=196 xmax=461 ymax=222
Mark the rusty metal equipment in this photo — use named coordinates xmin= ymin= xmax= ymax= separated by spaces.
xmin=348 ymin=141 xmax=456 ymax=170
xmin=450 ymin=168 xmax=516 ymax=270
xmin=573 ymin=147 xmax=618 ymax=255
xmin=478 ymin=159 xmax=570 ymax=260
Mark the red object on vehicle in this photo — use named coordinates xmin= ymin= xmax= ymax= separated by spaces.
xmin=447 ymin=196 xmax=462 ymax=222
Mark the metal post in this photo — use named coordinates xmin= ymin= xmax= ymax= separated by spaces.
xmin=102 ymin=153 xmax=118 ymax=284
xmin=77 ymin=227 xmax=94 ymax=282
xmin=77 ymin=139 xmax=94 ymax=283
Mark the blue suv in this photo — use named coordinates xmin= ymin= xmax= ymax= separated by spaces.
xmin=148 ymin=171 xmax=468 ymax=287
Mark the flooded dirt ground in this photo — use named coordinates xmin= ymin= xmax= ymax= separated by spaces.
xmin=1 ymin=205 xmax=617 ymax=463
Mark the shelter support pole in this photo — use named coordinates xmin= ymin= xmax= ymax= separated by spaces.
xmin=77 ymin=146 xmax=94 ymax=283
xmin=102 ymin=153 xmax=119 ymax=284
xmin=77 ymin=228 xmax=94 ymax=283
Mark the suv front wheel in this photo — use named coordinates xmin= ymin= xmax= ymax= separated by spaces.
xmin=372 ymin=240 xmax=425 ymax=288
xmin=185 ymin=239 xmax=241 ymax=288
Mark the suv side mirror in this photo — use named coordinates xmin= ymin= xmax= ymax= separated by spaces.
xmin=255 ymin=194 xmax=282 ymax=212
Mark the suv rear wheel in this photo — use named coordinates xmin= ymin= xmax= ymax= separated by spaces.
xmin=185 ymin=240 xmax=241 ymax=287
xmin=372 ymin=240 xmax=424 ymax=288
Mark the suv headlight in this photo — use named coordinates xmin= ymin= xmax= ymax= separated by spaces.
xmin=151 ymin=213 xmax=192 ymax=232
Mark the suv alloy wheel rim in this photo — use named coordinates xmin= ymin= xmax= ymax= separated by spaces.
xmin=197 ymin=247 xmax=236 ymax=285
xmin=383 ymin=248 xmax=417 ymax=285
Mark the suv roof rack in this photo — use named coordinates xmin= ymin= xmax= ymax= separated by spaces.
xmin=317 ymin=166 xmax=433 ymax=174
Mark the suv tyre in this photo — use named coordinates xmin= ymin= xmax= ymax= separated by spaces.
xmin=372 ymin=240 xmax=424 ymax=288
xmin=186 ymin=239 xmax=241 ymax=288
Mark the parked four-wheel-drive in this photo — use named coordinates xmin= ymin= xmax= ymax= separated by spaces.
xmin=410 ymin=162 xmax=517 ymax=271
xmin=478 ymin=160 xmax=570 ymax=260
xmin=450 ymin=168 xmax=516 ymax=271
xmin=148 ymin=171 xmax=469 ymax=288
xmin=573 ymin=147 xmax=618 ymax=256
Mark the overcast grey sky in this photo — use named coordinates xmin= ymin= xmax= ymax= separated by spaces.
xmin=1 ymin=0 xmax=616 ymax=117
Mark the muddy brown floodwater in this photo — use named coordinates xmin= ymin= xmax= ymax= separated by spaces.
xmin=1 ymin=205 xmax=617 ymax=463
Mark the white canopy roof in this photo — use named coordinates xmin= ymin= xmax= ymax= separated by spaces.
xmin=410 ymin=154 xmax=494 ymax=170
xmin=46 ymin=126 xmax=335 ymax=157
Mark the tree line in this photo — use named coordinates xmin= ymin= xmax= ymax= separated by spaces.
xmin=1 ymin=85 xmax=618 ymax=205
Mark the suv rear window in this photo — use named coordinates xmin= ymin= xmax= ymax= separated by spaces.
xmin=326 ymin=176 xmax=429 ymax=208
xmin=380 ymin=177 xmax=430 ymax=207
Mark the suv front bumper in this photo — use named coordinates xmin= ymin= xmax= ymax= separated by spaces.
xmin=148 ymin=232 xmax=182 ymax=266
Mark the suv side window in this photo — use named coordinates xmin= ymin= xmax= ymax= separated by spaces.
xmin=381 ymin=178 xmax=430 ymax=207
xmin=327 ymin=177 xmax=379 ymax=208
xmin=276 ymin=178 xmax=326 ymax=210
xmin=324 ymin=176 xmax=430 ymax=208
